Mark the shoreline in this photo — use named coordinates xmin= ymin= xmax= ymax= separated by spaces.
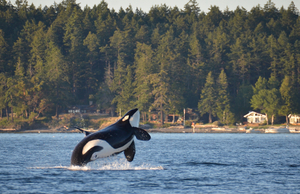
xmin=0 ymin=128 xmax=239 ymax=133
xmin=1 ymin=126 xmax=300 ymax=134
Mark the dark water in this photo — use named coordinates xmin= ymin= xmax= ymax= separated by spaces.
xmin=0 ymin=133 xmax=300 ymax=193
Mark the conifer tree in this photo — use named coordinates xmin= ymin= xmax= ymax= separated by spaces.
xmin=134 ymin=42 xmax=154 ymax=119
xmin=44 ymin=41 xmax=69 ymax=118
xmin=187 ymin=32 xmax=205 ymax=106
xmin=29 ymin=21 xmax=46 ymax=78
xmin=151 ymin=29 xmax=174 ymax=123
xmin=198 ymin=71 xmax=216 ymax=123
xmin=83 ymin=31 xmax=100 ymax=99
xmin=112 ymin=66 xmax=135 ymax=115
xmin=0 ymin=30 xmax=9 ymax=73
xmin=279 ymin=75 xmax=295 ymax=124
xmin=95 ymin=62 xmax=114 ymax=115
xmin=0 ymin=73 xmax=7 ymax=118
xmin=110 ymin=29 xmax=128 ymax=99
xmin=216 ymin=70 xmax=233 ymax=124
xmin=5 ymin=77 xmax=17 ymax=121
xmin=228 ymin=37 xmax=251 ymax=84
xmin=63 ymin=6 xmax=85 ymax=100
xmin=150 ymin=71 xmax=169 ymax=125
xmin=289 ymin=17 xmax=300 ymax=43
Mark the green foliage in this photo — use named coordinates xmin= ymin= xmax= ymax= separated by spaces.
xmin=0 ymin=0 xmax=300 ymax=129
xmin=251 ymin=75 xmax=282 ymax=125
xmin=279 ymin=75 xmax=296 ymax=123
xmin=198 ymin=72 xmax=216 ymax=123
xmin=216 ymin=70 xmax=233 ymax=125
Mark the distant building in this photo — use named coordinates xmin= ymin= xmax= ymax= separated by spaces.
xmin=68 ymin=105 xmax=98 ymax=114
xmin=288 ymin=114 xmax=300 ymax=125
xmin=244 ymin=111 xmax=267 ymax=124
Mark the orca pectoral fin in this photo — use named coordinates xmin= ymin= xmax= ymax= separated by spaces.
xmin=133 ymin=127 xmax=151 ymax=141
xmin=124 ymin=141 xmax=135 ymax=162
xmin=75 ymin=127 xmax=93 ymax=136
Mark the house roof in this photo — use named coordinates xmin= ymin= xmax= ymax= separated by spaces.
xmin=244 ymin=111 xmax=266 ymax=118
xmin=288 ymin=114 xmax=300 ymax=118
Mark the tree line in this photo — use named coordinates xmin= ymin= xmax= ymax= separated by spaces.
xmin=0 ymin=0 xmax=299 ymax=127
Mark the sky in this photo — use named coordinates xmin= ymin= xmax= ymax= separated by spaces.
xmin=24 ymin=0 xmax=299 ymax=13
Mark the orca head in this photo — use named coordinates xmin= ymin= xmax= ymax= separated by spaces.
xmin=120 ymin=108 xmax=140 ymax=128
xmin=71 ymin=139 xmax=103 ymax=166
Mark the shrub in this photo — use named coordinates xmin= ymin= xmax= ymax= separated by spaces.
xmin=212 ymin=121 xmax=224 ymax=126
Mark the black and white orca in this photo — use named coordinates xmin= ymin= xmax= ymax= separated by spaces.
xmin=71 ymin=108 xmax=151 ymax=166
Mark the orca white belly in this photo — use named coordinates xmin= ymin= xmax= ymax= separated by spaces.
xmin=82 ymin=138 xmax=134 ymax=161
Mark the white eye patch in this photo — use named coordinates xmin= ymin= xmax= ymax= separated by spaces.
xmin=122 ymin=115 xmax=129 ymax=121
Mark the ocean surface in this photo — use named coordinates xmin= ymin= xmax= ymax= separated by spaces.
xmin=0 ymin=133 xmax=300 ymax=193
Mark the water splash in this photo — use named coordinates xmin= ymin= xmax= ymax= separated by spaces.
xmin=29 ymin=158 xmax=163 ymax=171
xmin=70 ymin=158 xmax=163 ymax=171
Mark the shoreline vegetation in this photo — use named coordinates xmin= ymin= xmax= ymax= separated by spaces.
xmin=1 ymin=113 xmax=300 ymax=133
xmin=1 ymin=124 xmax=300 ymax=134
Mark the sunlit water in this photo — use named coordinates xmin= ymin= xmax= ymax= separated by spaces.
xmin=0 ymin=133 xmax=300 ymax=193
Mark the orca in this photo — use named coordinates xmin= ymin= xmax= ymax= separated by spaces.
xmin=70 ymin=108 xmax=151 ymax=166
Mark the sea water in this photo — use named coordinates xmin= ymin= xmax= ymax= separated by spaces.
xmin=0 ymin=133 xmax=300 ymax=193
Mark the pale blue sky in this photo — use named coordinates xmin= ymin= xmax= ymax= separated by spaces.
xmin=25 ymin=0 xmax=299 ymax=13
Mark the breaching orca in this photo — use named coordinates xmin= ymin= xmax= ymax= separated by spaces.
xmin=70 ymin=108 xmax=151 ymax=166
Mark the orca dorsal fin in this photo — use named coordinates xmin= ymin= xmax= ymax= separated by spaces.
xmin=124 ymin=141 xmax=135 ymax=162
xmin=75 ymin=127 xmax=93 ymax=136
xmin=133 ymin=127 xmax=151 ymax=141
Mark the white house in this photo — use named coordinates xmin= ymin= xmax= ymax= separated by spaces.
xmin=288 ymin=114 xmax=300 ymax=125
xmin=244 ymin=111 xmax=267 ymax=124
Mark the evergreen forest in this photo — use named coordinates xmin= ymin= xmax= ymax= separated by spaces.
xmin=0 ymin=0 xmax=300 ymax=128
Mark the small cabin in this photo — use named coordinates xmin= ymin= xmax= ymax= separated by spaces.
xmin=288 ymin=114 xmax=300 ymax=125
xmin=68 ymin=105 xmax=98 ymax=114
xmin=244 ymin=111 xmax=267 ymax=124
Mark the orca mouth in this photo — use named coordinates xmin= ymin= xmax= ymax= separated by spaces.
xmin=71 ymin=145 xmax=103 ymax=166
xmin=71 ymin=157 xmax=85 ymax=166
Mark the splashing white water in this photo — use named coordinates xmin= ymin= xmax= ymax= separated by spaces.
xmin=30 ymin=158 xmax=163 ymax=171
xmin=69 ymin=158 xmax=163 ymax=171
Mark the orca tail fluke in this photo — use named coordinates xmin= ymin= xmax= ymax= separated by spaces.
xmin=133 ymin=127 xmax=151 ymax=141
xmin=74 ymin=126 xmax=93 ymax=136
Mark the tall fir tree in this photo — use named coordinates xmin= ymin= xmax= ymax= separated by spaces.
xmin=112 ymin=66 xmax=135 ymax=115
xmin=279 ymin=75 xmax=295 ymax=124
xmin=198 ymin=71 xmax=217 ymax=123
xmin=134 ymin=42 xmax=154 ymax=119
xmin=216 ymin=70 xmax=233 ymax=124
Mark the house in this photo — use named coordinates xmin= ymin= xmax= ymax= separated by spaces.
xmin=68 ymin=105 xmax=98 ymax=114
xmin=288 ymin=114 xmax=300 ymax=125
xmin=244 ymin=111 xmax=267 ymax=124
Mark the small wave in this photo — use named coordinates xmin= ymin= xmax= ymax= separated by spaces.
xmin=28 ymin=166 xmax=69 ymax=170
xmin=184 ymin=161 xmax=231 ymax=166
xmin=288 ymin=164 xmax=300 ymax=168
xmin=29 ymin=159 xmax=163 ymax=171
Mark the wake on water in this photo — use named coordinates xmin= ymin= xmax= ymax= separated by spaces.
xmin=29 ymin=157 xmax=163 ymax=171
